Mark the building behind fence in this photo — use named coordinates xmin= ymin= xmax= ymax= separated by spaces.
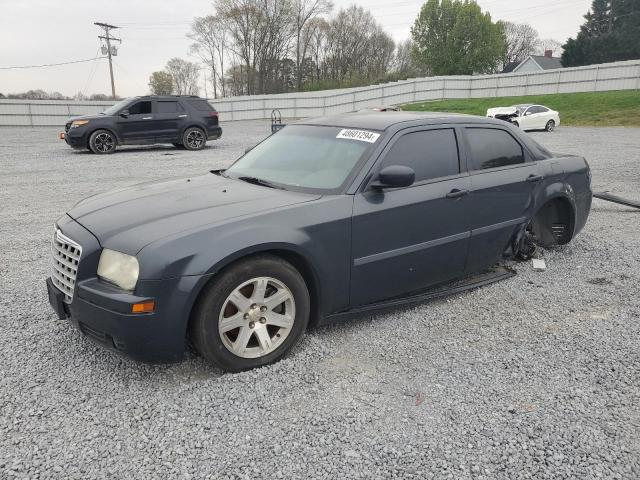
xmin=1 ymin=59 xmax=638 ymax=126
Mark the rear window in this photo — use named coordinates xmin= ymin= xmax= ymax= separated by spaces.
xmin=156 ymin=101 xmax=184 ymax=113
xmin=188 ymin=99 xmax=216 ymax=111
xmin=466 ymin=128 xmax=524 ymax=170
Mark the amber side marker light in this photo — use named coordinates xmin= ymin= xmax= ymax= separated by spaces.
xmin=131 ymin=301 xmax=155 ymax=314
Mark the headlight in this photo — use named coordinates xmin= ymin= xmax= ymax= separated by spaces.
xmin=71 ymin=120 xmax=89 ymax=128
xmin=97 ymin=249 xmax=139 ymax=291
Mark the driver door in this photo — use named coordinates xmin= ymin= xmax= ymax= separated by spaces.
xmin=116 ymin=100 xmax=158 ymax=143
xmin=350 ymin=127 xmax=471 ymax=307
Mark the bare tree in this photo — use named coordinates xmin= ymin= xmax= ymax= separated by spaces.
xmin=165 ymin=58 xmax=201 ymax=95
xmin=500 ymin=21 xmax=540 ymax=70
xmin=189 ymin=15 xmax=228 ymax=98
xmin=538 ymin=38 xmax=563 ymax=57
xmin=293 ymin=0 xmax=333 ymax=89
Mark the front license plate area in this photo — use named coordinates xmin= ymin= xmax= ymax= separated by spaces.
xmin=46 ymin=278 xmax=69 ymax=319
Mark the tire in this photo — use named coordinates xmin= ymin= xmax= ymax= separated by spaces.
xmin=88 ymin=129 xmax=117 ymax=154
xmin=182 ymin=127 xmax=206 ymax=151
xmin=190 ymin=255 xmax=310 ymax=372
xmin=545 ymin=120 xmax=556 ymax=132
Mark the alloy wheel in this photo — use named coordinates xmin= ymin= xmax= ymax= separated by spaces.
xmin=218 ymin=277 xmax=295 ymax=359
xmin=95 ymin=133 xmax=115 ymax=153
xmin=186 ymin=129 xmax=205 ymax=149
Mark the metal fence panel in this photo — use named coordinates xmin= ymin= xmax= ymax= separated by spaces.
xmin=1 ymin=60 xmax=638 ymax=125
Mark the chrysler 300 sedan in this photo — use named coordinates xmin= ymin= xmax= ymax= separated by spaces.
xmin=47 ymin=112 xmax=592 ymax=371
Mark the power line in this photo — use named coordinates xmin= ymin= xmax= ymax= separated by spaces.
xmin=0 ymin=57 xmax=105 ymax=70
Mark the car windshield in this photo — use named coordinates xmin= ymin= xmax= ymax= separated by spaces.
xmin=225 ymin=125 xmax=381 ymax=192
xmin=102 ymin=98 xmax=133 ymax=116
xmin=513 ymin=105 xmax=530 ymax=115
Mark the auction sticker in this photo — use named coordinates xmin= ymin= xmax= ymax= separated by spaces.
xmin=336 ymin=129 xmax=380 ymax=143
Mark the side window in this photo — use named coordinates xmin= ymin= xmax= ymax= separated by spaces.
xmin=466 ymin=128 xmax=524 ymax=170
xmin=128 ymin=101 xmax=152 ymax=115
xmin=380 ymin=129 xmax=460 ymax=183
xmin=156 ymin=101 xmax=183 ymax=113
xmin=537 ymin=106 xmax=549 ymax=113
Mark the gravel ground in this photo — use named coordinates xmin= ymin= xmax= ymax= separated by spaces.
xmin=0 ymin=123 xmax=639 ymax=479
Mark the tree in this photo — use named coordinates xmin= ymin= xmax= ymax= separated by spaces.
xmin=293 ymin=0 xmax=333 ymax=89
xmin=189 ymin=15 xmax=228 ymax=98
xmin=149 ymin=71 xmax=174 ymax=95
xmin=562 ymin=0 xmax=640 ymax=66
xmin=165 ymin=58 xmax=200 ymax=95
xmin=538 ymin=38 xmax=563 ymax=57
xmin=500 ymin=21 xmax=540 ymax=70
xmin=411 ymin=0 xmax=506 ymax=75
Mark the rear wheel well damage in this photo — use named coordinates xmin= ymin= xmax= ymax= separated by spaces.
xmin=514 ymin=197 xmax=575 ymax=258
xmin=530 ymin=197 xmax=574 ymax=247
xmin=185 ymin=249 xmax=322 ymax=345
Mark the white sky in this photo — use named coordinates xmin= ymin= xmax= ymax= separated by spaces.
xmin=0 ymin=0 xmax=592 ymax=98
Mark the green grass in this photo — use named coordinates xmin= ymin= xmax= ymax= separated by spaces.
xmin=402 ymin=90 xmax=640 ymax=127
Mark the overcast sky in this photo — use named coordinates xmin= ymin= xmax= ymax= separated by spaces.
xmin=0 ymin=0 xmax=592 ymax=98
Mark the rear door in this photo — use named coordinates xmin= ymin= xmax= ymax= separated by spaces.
xmin=350 ymin=127 xmax=472 ymax=306
xmin=116 ymin=100 xmax=158 ymax=142
xmin=462 ymin=126 xmax=545 ymax=273
xmin=153 ymin=99 xmax=188 ymax=141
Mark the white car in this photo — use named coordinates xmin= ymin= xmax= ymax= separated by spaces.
xmin=486 ymin=104 xmax=560 ymax=132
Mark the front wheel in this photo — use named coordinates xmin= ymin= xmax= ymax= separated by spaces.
xmin=190 ymin=255 xmax=310 ymax=372
xmin=182 ymin=127 xmax=206 ymax=150
xmin=88 ymin=129 xmax=117 ymax=154
xmin=545 ymin=120 xmax=556 ymax=132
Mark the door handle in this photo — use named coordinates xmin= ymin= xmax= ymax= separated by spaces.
xmin=526 ymin=174 xmax=544 ymax=182
xmin=142 ymin=116 xmax=153 ymax=120
xmin=178 ymin=114 xmax=188 ymax=118
xmin=446 ymin=189 xmax=469 ymax=199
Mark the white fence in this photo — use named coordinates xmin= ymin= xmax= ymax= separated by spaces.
xmin=1 ymin=59 xmax=639 ymax=126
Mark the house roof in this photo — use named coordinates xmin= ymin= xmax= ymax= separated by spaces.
xmin=512 ymin=55 xmax=563 ymax=73
xmin=501 ymin=61 xmax=520 ymax=74
xmin=530 ymin=55 xmax=563 ymax=70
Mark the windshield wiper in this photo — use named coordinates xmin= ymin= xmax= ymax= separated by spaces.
xmin=237 ymin=176 xmax=282 ymax=189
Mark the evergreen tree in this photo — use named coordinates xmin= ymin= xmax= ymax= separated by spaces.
xmin=562 ymin=0 xmax=640 ymax=66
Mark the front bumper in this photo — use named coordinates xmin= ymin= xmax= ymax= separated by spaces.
xmin=46 ymin=216 xmax=207 ymax=363
xmin=63 ymin=128 xmax=88 ymax=149
xmin=47 ymin=274 xmax=202 ymax=363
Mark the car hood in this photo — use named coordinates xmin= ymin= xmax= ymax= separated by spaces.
xmin=67 ymin=113 xmax=110 ymax=122
xmin=486 ymin=107 xmax=519 ymax=117
xmin=68 ymin=173 xmax=321 ymax=254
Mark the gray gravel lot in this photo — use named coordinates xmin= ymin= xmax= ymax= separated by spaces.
xmin=0 ymin=123 xmax=639 ymax=479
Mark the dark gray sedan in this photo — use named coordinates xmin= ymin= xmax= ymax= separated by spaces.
xmin=47 ymin=112 xmax=592 ymax=371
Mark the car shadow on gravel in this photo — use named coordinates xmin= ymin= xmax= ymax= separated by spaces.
xmin=69 ymin=144 xmax=216 ymax=155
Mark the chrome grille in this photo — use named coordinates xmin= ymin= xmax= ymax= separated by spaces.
xmin=52 ymin=229 xmax=82 ymax=303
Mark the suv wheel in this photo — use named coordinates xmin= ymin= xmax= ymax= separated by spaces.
xmin=190 ymin=255 xmax=310 ymax=372
xmin=89 ymin=129 xmax=117 ymax=154
xmin=182 ymin=127 xmax=206 ymax=151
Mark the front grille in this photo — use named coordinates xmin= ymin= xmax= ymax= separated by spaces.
xmin=64 ymin=122 xmax=72 ymax=133
xmin=51 ymin=229 xmax=82 ymax=303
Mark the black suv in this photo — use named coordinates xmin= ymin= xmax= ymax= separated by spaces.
xmin=61 ymin=95 xmax=222 ymax=154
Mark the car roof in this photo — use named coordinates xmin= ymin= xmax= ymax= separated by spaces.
xmin=296 ymin=111 xmax=501 ymax=130
xmin=513 ymin=104 xmax=534 ymax=108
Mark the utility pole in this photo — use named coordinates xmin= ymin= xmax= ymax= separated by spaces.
xmin=94 ymin=22 xmax=121 ymax=98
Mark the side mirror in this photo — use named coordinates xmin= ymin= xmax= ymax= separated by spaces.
xmin=524 ymin=111 xmax=532 ymax=116
xmin=371 ymin=165 xmax=415 ymax=189
xmin=120 ymin=110 xmax=129 ymax=118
